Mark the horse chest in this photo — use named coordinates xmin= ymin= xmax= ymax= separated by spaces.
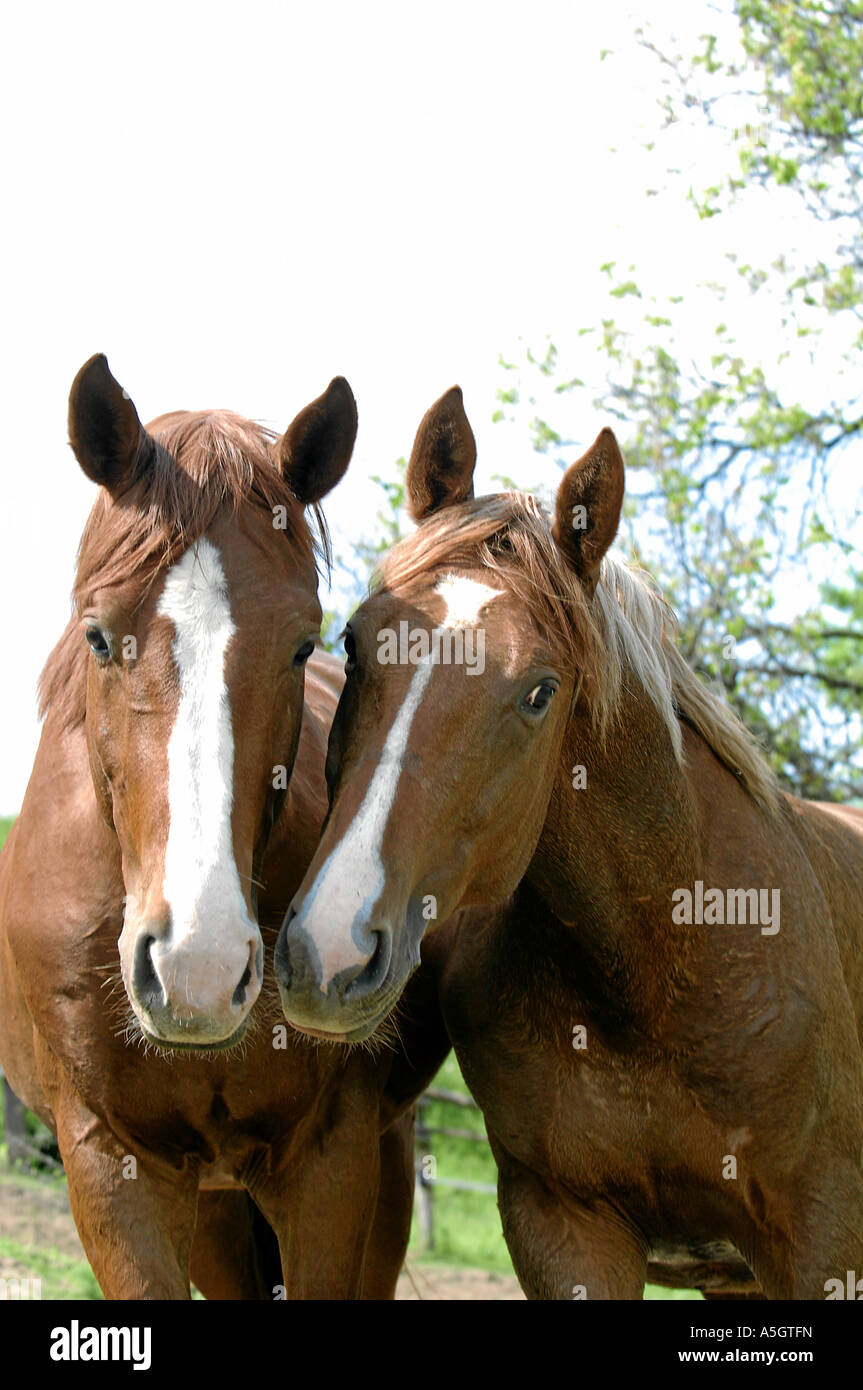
xmin=451 ymin=1007 xmax=665 ymax=1189
xmin=438 ymin=918 xmax=763 ymax=1233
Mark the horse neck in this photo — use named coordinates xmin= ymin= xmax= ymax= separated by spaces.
xmin=525 ymin=680 xmax=702 ymax=1028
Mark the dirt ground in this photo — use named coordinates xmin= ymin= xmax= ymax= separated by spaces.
xmin=0 ymin=1170 xmax=524 ymax=1301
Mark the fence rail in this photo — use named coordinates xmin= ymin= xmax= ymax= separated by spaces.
xmin=413 ymin=1085 xmax=497 ymax=1252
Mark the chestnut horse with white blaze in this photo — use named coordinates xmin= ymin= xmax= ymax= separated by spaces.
xmin=0 ymin=356 xmax=413 ymax=1299
xmin=276 ymin=386 xmax=863 ymax=1299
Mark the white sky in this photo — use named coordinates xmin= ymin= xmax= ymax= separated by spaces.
xmin=1 ymin=0 xmax=856 ymax=810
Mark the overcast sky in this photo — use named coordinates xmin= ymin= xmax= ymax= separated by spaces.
xmin=0 ymin=0 xmax=849 ymax=811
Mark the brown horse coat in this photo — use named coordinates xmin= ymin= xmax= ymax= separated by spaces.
xmin=0 ymin=358 xmax=413 ymax=1299
xmin=276 ymin=386 xmax=863 ymax=1299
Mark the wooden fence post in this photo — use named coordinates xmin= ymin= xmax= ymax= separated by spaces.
xmin=414 ymin=1166 xmax=435 ymax=1254
xmin=2 ymin=1075 xmax=29 ymax=1166
xmin=414 ymin=1104 xmax=435 ymax=1253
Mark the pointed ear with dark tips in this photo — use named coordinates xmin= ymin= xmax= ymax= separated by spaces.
xmin=552 ymin=427 xmax=625 ymax=587
xmin=406 ymin=386 xmax=476 ymax=521
xmin=68 ymin=354 xmax=148 ymax=495
xmin=279 ymin=377 xmax=357 ymax=504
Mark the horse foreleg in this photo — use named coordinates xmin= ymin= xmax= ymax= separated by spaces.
xmin=495 ymin=1146 xmax=648 ymax=1300
xmin=360 ymin=1110 xmax=415 ymax=1299
xmin=749 ymin=1152 xmax=863 ymax=1300
xmin=190 ymin=1189 xmax=283 ymax=1300
xmin=252 ymin=1108 xmax=381 ymax=1300
xmin=55 ymin=1088 xmax=197 ymax=1300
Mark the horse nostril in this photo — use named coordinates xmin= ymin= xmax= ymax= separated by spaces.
xmin=231 ymin=940 xmax=261 ymax=1008
xmin=367 ymin=931 xmax=384 ymax=979
xmin=343 ymin=924 xmax=392 ymax=1000
xmin=232 ymin=965 xmax=252 ymax=1008
xmin=132 ymin=933 xmax=161 ymax=1004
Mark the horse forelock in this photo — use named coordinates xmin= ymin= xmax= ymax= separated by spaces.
xmin=376 ymin=493 xmax=780 ymax=813
xmin=38 ymin=409 xmax=328 ymax=731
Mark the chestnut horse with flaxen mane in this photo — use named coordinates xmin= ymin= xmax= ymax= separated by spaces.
xmin=276 ymin=385 xmax=863 ymax=1299
xmin=0 ymin=356 xmax=413 ymax=1299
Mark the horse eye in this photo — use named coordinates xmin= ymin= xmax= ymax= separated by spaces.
xmin=85 ymin=626 xmax=111 ymax=660
xmin=522 ymin=681 xmax=557 ymax=714
xmin=293 ymin=640 xmax=316 ymax=668
xmin=343 ymin=629 xmax=357 ymax=671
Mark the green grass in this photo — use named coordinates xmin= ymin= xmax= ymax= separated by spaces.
xmin=0 ymin=817 xmax=14 ymax=851
xmin=0 ymin=1165 xmax=104 ymax=1299
xmin=0 ymin=1233 xmax=103 ymax=1300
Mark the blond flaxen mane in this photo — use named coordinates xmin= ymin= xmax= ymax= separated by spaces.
xmin=377 ymin=492 xmax=780 ymax=812
xmin=39 ymin=410 xmax=326 ymax=731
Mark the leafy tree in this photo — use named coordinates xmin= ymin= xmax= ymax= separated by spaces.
xmin=338 ymin=4 xmax=862 ymax=800
xmin=493 ymin=1 xmax=863 ymax=800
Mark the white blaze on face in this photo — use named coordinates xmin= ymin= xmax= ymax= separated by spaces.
xmin=433 ymin=573 xmax=503 ymax=629
xmin=293 ymin=573 xmax=503 ymax=988
xmin=154 ymin=538 xmax=258 ymax=1016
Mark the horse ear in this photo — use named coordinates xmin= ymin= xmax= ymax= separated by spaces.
xmin=552 ymin=428 xmax=625 ymax=586
xmin=68 ymin=354 xmax=148 ymax=495
xmin=279 ymin=377 xmax=357 ymax=504
xmin=406 ymin=386 xmax=476 ymax=521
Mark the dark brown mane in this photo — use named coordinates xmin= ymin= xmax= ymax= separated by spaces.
xmin=39 ymin=410 xmax=327 ymax=730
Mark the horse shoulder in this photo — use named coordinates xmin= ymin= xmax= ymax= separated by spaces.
xmin=0 ymin=717 xmax=123 ymax=1121
xmin=2 ymin=718 xmax=121 ymax=958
